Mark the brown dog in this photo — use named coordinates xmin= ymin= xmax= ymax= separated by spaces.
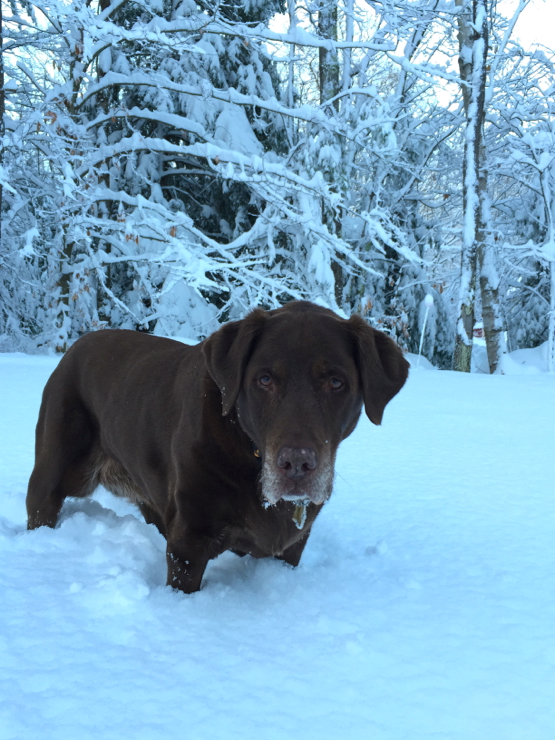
xmin=26 ymin=301 xmax=409 ymax=592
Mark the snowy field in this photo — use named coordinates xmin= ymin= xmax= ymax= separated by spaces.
xmin=1 ymin=349 xmax=554 ymax=740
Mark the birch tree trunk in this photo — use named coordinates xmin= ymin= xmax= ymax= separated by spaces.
xmin=318 ymin=0 xmax=342 ymax=304
xmin=341 ymin=0 xmax=353 ymax=96
xmin=54 ymin=26 xmax=86 ymax=350
xmin=453 ymin=0 xmax=488 ymax=372
xmin=550 ymin=259 xmax=555 ymax=373
xmin=286 ymin=0 xmax=297 ymax=147
xmin=0 ymin=1 xmax=4 ymax=245
xmin=540 ymin=166 xmax=555 ymax=372
xmin=477 ymin=2 xmax=533 ymax=372
xmin=318 ymin=0 xmax=339 ymax=111
xmin=477 ymin=191 xmax=506 ymax=373
xmin=454 ymin=0 xmax=507 ymax=372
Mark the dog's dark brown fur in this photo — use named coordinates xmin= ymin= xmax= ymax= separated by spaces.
xmin=26 ymin=301 xmax=409 ymax=592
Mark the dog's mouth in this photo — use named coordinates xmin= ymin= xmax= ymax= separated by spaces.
xmin=260 ymin=457 xmax=334 ymax=507
xmin=280 ymin=493 xmax=312 ymax=502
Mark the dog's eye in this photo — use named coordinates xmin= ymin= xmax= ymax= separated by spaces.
xmin=259 ymin=374 xmax=272 ymax=387
xmin=330 ymin=378 xmax=343 ymax=390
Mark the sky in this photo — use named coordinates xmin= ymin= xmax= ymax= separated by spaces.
xmin=269 ymin=0 xmax=555 ymax=55
xmin=505 ymin=0 xmax=555 ymax=49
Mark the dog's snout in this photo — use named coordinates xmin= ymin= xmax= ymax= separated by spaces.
xmin=276 ymin=446 xmax=317 ymax=479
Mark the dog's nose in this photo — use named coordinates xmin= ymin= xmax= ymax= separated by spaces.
xmin=276 ymin=447 xmax=317 ymax=479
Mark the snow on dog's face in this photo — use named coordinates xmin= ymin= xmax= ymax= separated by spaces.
xmin=203 ymin=301 xmax=409 ymax=506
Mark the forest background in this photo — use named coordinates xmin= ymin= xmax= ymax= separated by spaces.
xmin=1 ymin=0 xmax=554 ymax=372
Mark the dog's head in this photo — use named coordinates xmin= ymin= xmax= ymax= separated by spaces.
xmin=203 ymin=301 xmax=409 ymax=506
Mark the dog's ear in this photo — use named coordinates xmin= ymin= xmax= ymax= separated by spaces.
xmin=202 ymin=309 xmax=267 ymax=416
xmin=347 ymin=315 xmax=409 ymax=425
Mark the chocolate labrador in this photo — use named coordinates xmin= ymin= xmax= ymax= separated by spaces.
xmin=26 ymin=301 xmax=409 ymax=592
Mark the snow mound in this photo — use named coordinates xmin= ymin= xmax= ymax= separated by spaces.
xmin=500 ymin=340 xmax=551 ymax=374
xmin=405 ymin=352 xmax=436 ymax=370
xmin=471 ymin=341 xmax=552 ymax=374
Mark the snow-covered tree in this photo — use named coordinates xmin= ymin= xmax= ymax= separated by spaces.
xmin=488 ymin=46 xmax=555 ymax=369
xmin=2 ymin=0 xmax=552 ymax=372
xmin=4 ymin=0 xmax=402 ymax=349
xmin=328 ymin=0 xmax=459 ymax=365
xmin=451 ymin=0 xmax=541 ymax=373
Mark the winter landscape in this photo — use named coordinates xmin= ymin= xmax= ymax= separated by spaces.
xmin=1 ymin=347 xmax=554 ymax=740
xmin=2 ymin=0 xmax=555 ymax=368
xmin=2 ymin=0 xmax=555 ymax=736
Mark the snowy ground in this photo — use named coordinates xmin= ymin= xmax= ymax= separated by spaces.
xmin=1 ymin=350 xmax=554 ymax=740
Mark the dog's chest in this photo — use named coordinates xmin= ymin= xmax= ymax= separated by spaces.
xmin=227 ymin=498 xmax=310 ymax=557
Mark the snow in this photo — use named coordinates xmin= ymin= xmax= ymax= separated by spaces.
xmin=214 ymin=106 xmax=263 ymax=156
xmin=471 ymin=340 xmax=553 ymax=375
xmin=1 ymin=352 xmax=555 ymax=739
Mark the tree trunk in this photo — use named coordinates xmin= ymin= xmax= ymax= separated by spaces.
xmin=454 ymin=0 xmax=506 ymax=373
xmin=0 ymin=1 xmax=4 ymax=245
xmin=55 ymin=235 xmax=74 ymax=352
xmin=286 ymin=0 xmax=296 ymax=146
xmin=541 ymin=165 xmax=555 ymax=372
xmin=318 ymin=1 xmax=339 ymax=110
xmin=549 ymin=257 xmax=555 ymax=373
xmin=477 ymin=192 xmax=506 ymax=373
xmin=453 ymin=0 xmax=488 ymax=372
xmin=476 ymin=73 xmax=505 ymax=371
xmin=318 ymin=0 xmax=342 ymax=306
xmin=341 ymin=0 xmax=353 ymax=96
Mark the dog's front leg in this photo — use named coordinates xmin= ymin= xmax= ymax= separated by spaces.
xmin=165 ymin=513 xmax=223 ymax=593
xmin=166 ymin=538 xmax=211 ymax=594
xmin=276 ymin=530 xmax=311 ymax=567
